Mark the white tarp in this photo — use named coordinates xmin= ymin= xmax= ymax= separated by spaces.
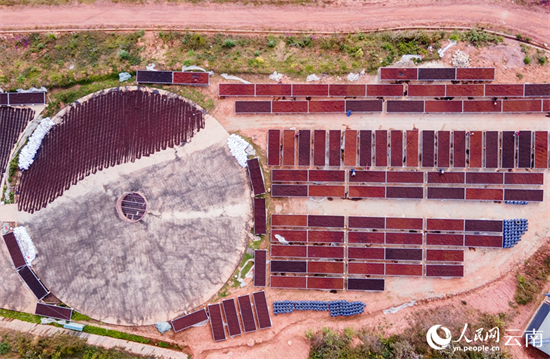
xmin=182 ymin=65 xmax=214 ymax=76
xmin=18 ymin=117 xmax=55 ymax=170
xmin=13 ymin=226 xmax=37 ymax=265
xmin=347 ymin=73 xmax=360 ymax=82
xmin=227 ymin=134 xmax=250 ymax=167
xmin=269 ymin=71 xmax=283 ymax=82
xmin=275 ymin=234 xmax=289 ymax=245
xmin=155 ymin=322 xmax=172 ymax=333
xmin=383 ymin=300 xmax=416 ymax=314
xmin=220 ymin=74 xmax=251 ymax=84
xmin=118 ymin=72 xmax=131 ymax=82
xmin=16 ymin=86 xmax=47 ymax=93
xmin=146 ymin=63 xmax=156 ymax=71
xmin=306 ymin=74 xmax=320 ymax=82
xmin=438 ymin=40 xmax=457 ymax=58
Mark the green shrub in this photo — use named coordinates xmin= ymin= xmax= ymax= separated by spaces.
xmin=118 ymin=49 xmax=129 ymax=60
xmin=223 ymin=39 xmax=236 ymax=48
xmin=515 ymin=274 xmax=540 ymax=305
xmin=158 ymin=341 xmax=170 ymax=348
xmin=449 ymin=34 xmax=459 ymax=41
xmin=516 ymin=33 xmax=523 ymax=40
xmin=524 ymin=55 xmax=531 ymax=65
xmin=0 ymin=342 xmax=10 ymax=355
xmin=83 ymin=325 xmax=150 ymax=344
xmin=267 ymin=38 xmax=277 ymax=48
xmin=538 ymin=56 xmax=547 ymax=65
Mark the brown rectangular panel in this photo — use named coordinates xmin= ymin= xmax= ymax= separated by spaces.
xmin=425 ymin=265 xmax=464 ymax=277
xmin=298 ymin=130 xmax=311 ymax=166
xmin=501 ymin=131 xmax=515 ymax=169
xmin=348 ymin=186 xmax=386 ymax=198
xmin=237 ymin=295 xmax=257 ymax=333
xmin=329 ymin=84 xmax=366 ymax=97
xmin=408 ymin=85 xmax=446 ymax=97
xmin=309 ymin=170 xmax=345 ymax=182
xmin=426 ymin=218 xmax=465 ymax=231
xmin=329 ymin=130 xmax=341 ymax=167
xmin=271 ymin=230 xmax=307 ymax=242
xmin=426 ymin=233 xmax=464 ymax=246
xmin=255 ymin=84 xmax=292 ymax=96
xmin=348 ymin=262 xmax=385 ymax=275
xmin=271 ymin=184 xmax=308 ymax=197
xmin=485 ymin=84 xmax=524 ymax=97
xmin=453 ymin=131 xmax=466 ymax=168
xmin=3 ymin=232 xmax=26 ymax=269
xmin=171 ymin=309 xmax=209 ymax=333
xmin=219 ymin=83 xmax=255 ymax=96
xmin=272 ymin=101 xmax=308 ymax=113
xmin=136 ymin=70 xmax=173 ymax=84
xmin=426 ymin=249 xmax=464 ymax=262
xmin=456 ymin=67 xmax=495 ymax=81
xmin=308 ymin=185 xmax=345 ymax=197
xmin=359 ymin=130 xmax=372 ymax=167
xmin=386 ymin=248 xmax=422 ymax=261
xmin=234 ymin=101 xmax=272 ymax=114
xmin=425 ymin=101 xmax=463 ymax=113
xmin=308 ymin=101 xmax=345 ymax=113
xmin=270 ymin=276 xmax=307 ymax=289
xmin=505 ymin=173 xmax=544 ymax=185
xmin=307 ymin=277 xmax=344 ymax=290
xmin=466 ymin=172 xmax=503 ymax=184
xmin=387 ymin=101 xmax=424 ymax=113
xmin=253 ymin=291 xmax=272 ymax=329
xmin=348 ymin=216 xmax=385 ymax=229
xmin=469 ymin=131 xmax=482 ymax=168
xmin=386 ymin=186 xmax=424 ymax=199
xmin=504 ymin=189 xmax=544 ymax=202
xmin=385 ymin=232 xmax=423 ymax=245
xmin=348 ymin=232 xmax=385 ymax=244
xmin=545 ymin=100 xmax=550 ymax=111
xmin=254 ymin=250 xmax=267 ymax=287
xmin=427 ymin=187 xmax=465 ymax=200
xmin=282 ymin=130 xmax=295 ymax=166
xmin=534 ymin=131 xmax=548 ymax=169
xmin=386 ymin=264 xmax=423 ymax=276
xmin=292 ymin=84 xmax=329 ymax=97
xmin=267 ymin=130 xmax=280 ymax=166
xmin=0 ymin=93 xmax=8 ymax=105
xmin=465 ymin=235 xmax=503 ymax=248
xmin=307 ymin=261 xmax=344 ymax=274
xmin=272 ymin=170 xmax=308 ymax=182
xmin=367 ymin=84 xmax=404 ymax=97
xmin=418 ymin=68 xmax=455 ymax=80
xmin=446 ymin=84 xmax=484 ymax=97
xmin=518 ymin=131 xmax=532 ymax=168
xmin=307 ymin=246 xmax=344 ymax=259
xmin=35 ymin=303 xmax=72 ymax=321
xmin=380 ymin=67 xmax=418 ymax=80
xmin=348 ymin=247 xmax=385 ymax=260
xmin=270 ymin=260 xmax=307 ymax=273
xmin=375 ymin=130 xmax=388 ymax=167
xmin=209 ymin=304 xmax=229 ymax=341
xmin=222 ymin=299 xmax=242 ymax=337
xmin=386 ymin=171 xmax=423 ymax=183
xmin=272 ymin=220 xmax=309 ymax=233
xmin=349 ymin=170 xmax=386 ymax=183
xmin=254 ymin=198 xmax=266 ymax=235
xmin=463 ymin=100 xmax=501 ymax=113
xmin=308 ymin=231 xmax=344 ymax=243
xmin=525 ymin=84 xmax=550 ymax=97
xmin=247 ymin=158 xmax=266 ymax=195
xmin=422 ymin=130 xmax=435 ymax=167
xmin=271 ymin=245 xmax=307 ymax=258
xmin=172 ymin=72 xmax=209 ymax=85
xmin=485 ymin=131 xmax=499 ymax=168
xmin=346 ymin=100 xmax=383 ymax=112
xmin=438 ymin=131 xmax=450 ymax=167
xmin=390 ymin=130 xmax=403 ymax=167
xmin=464 ymin=220 xmax=503 ymax=232
xmin=344 ymin=130 xmax=358 ymax=167
xmin=347 ymin=278 xmax=385 ymax=291
xmin=406 ymin=130 xmax=419 ymax=167
xmin=386 ymin=217 xmax=423 ymax=230
xmin=313 ymin=130 xmax=326 ymax=167
xmin=503 ymin=100 xmax=542 ymax=113
xmin=466 ymin=188 xmax=503 ymax=201
xmin=18 ymin=266 xmax=48 ymax=300
xmin=308 ymin=215 xmax=345 ymax=228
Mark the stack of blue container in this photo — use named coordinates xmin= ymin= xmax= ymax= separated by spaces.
xmin=294 ymin=301 xmax=330 ymax=311
xmin=329 ymin=300 xmax=366 ymax=317
xmin=273 ymin=300 xmax=295 ymax=315
xmin=273 ymin=300 xmax=365 ymax=316
xmin=503 ymin=218 xmax=528 ymax=249
xmin=505 ymin=200 xmax=528 ymax=205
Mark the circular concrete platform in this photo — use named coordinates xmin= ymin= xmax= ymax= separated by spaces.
xmin=15 ymin=90 xmax=252 ymax=325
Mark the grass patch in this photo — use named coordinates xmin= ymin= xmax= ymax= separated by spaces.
xmin=514 ymin=243 xmax=550 ymax=305
xmin=0 ymin=308 xmax=41 ymax=324
xmin=83 ymin=325 xmax=150 ymax=344
xmin=71 ymin=311 xmax=91 ymax=321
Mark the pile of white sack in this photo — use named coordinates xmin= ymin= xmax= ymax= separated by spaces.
xmin=13 ymin=226 xmax=37 ymax=265
xmin=227 ymin=134 xmax=250 ymax=167
xmin=19 ymin=117 xmax=55 ymax=170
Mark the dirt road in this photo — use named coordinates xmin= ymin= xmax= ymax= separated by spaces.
xmin=0 ymin=0 xmax=548 ymax=44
